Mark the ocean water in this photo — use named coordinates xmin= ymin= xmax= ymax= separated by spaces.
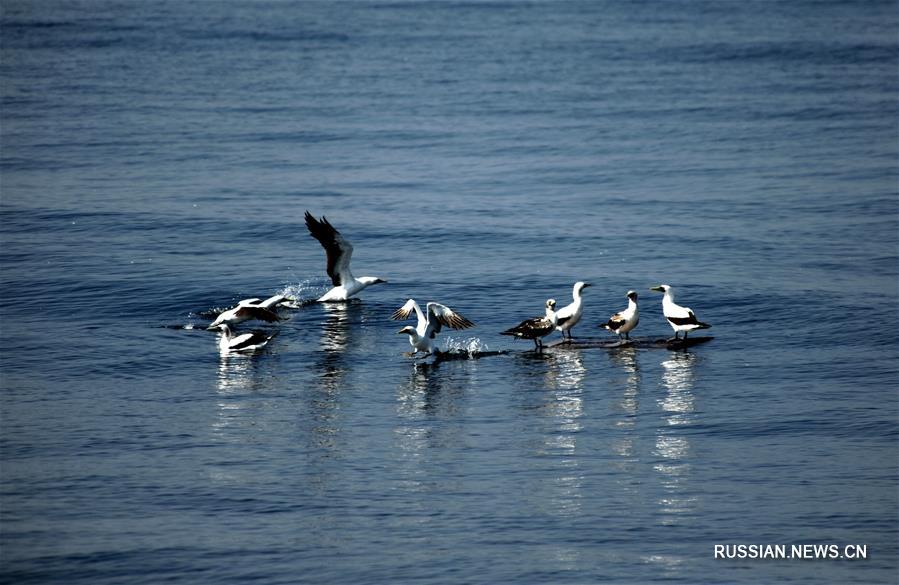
xmin=1 ymin=1 xmax=897 ymax=583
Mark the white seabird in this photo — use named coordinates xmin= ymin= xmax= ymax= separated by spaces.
xmin=214 ymin=324 xmax=277 ymax=353
xmin=207 ymin=296 xmax=284 ymax=330
xmin=392 ymin=299 xmax=475 ymax=356
xmin=600 ymin=290 xmax=640 ymax=342
xmin=305 ymin=211 xmax=387 ymax=302
xmin=501 ymin=299 xmax=558 ymax=350
xmin=650 ymin=284 xmax=711 ymax=341
xmin=554 ymin=281 xmax=592 ymax=340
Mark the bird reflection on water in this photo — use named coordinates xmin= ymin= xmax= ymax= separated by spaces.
xmin=395 ymin=358 xmax=475 ymax=420
xmin=305 ymin=302 xmax=362 ymax=451
xmin=213 ymin=353 xmax=262 ymax=450
xmin=393 ymin=358 xmax=474 ymax=503
xmin=659 ymin=352 xmax=698 ymax=427
xmin=654 ymin=351 xmax=700 ymax=530
xmin=507 ymin=348 xmax=588 ymax=572
xmin=607 ymin=346 xmax=641 ymax=462
xmin=210 ymin=349 xmax=279 ymax=486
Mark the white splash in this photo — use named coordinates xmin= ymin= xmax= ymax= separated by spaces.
xmin=278 ymin=279 xmax=327 ymax=306
xmin=442 ymin=336 xmax=489 ymax=354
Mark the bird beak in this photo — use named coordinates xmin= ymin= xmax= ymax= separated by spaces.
xmin=650 ymin=286 xmax=664 ymax=292
xmin=396 ymin=328 xmax=406 ymax=335
xmin=206 ymin=325 xmax=218 ymax=331
xmin=583 ymin=283 xmax=593 ymax=288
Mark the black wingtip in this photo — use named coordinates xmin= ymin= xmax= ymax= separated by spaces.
xmin=454 ymin=316 xmax=475 ymax=330
xmin=305 ymin=211 xmax=338 ymax=238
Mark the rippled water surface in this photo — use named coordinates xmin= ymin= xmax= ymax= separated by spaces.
xmin=1 ymin=1 xmax=897 ymax=583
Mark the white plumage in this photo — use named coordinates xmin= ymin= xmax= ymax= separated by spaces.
xmin=554 ymin=281 xmax=592 ymax=340
xmin=305 ymin=211 xmax=387 ymax=302
xmin=600 ymin=290 xmax=640 ymax=341
xmin=392 ymin=299 xmax=475 ymax=355
xmin=650 ymin=284 xmax=711 ymax=340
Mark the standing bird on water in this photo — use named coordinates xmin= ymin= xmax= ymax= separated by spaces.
xmin=305 ymin=211 xmax=387 ymax=302
xmin=650 ymin=284 xmax=711 ymax=341
xmin=392 ymin=299 xmax=475 ymax=356
xmin=501 ymin=299 xmax=558 ymax=351
xmin=600 ymin=290 xmax=640 ymax=342
xmin=554 ymin=281 xmax=592 ymax=341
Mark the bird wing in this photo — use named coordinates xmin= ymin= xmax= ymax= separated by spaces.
xmin=305 ymin=211 xmax=354 ymax=287
xmin=391 ymin=299 xmax=425 ymax=324
xmin=426 ymin=302 xmax=474 ymax=338
xmin=228 ymin=332 xmax=258 ymax=349
xmin=603 ymin=312 xmax=625 ymax=331
xmin=554 ymin=300 xmax=576 ymax=321
xmin=234 ymin=305 xmax=282 ymax=323
xmin=502 ymin=316 xmax=553 ymax=338
xmin=257 ymin=294 xmax=286 ymax=309
xmin=229 ymin=331 xmax=274 ymax=351
xmin=666 ymin=309 xmax=701 ymax=326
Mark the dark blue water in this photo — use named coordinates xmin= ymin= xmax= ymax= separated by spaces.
xmin=2 ymin=1 xmax=897 ymax=583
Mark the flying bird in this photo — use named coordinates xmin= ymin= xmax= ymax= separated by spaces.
xmin=214 ymin=324 xmax=277 ymax=353
xmin=650 ymin=284 xmax=710 ymax=341
xmin=600 ymin=290 xmax=640 ymax=342
xmin=392 ymin=299 xmax=475 ymax=356
xmin=207 ymin=296 xmax=283 ymax=330
xmin=305 ymin=211 xmax=387 ymax=302
xmin=554 ymin=281 xmax=592 ymax=340
xmin=501 ymin=299 xmax=558 ymax=350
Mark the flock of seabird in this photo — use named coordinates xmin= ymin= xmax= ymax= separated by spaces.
xmin=208 ymin=212 xmax=711 ymax=354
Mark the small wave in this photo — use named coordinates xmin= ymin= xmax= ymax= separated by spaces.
xmin=160 ymin=323 xmax=204 ymax=331
xmin=193 ymin=307 xmax=229 ymax=319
